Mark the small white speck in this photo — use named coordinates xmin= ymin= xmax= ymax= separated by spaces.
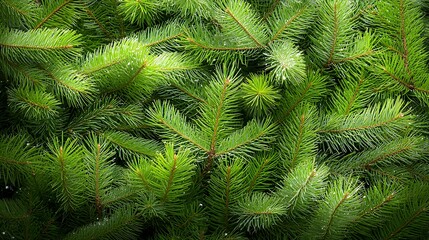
xmin=2 ymin=232 xmax=5 ymax=235
xmin=199 ymin=203 xmax=203 ymax=207
xmin=225 ymin=233 xmax=228 ymax=236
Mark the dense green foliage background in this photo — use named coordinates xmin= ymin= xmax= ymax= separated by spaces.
xmin=0 ymin=0 xmax=429 ymax=239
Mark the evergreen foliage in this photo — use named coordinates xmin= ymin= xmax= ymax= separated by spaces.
xmin=0 ymin=0 xmax=428 ymax=239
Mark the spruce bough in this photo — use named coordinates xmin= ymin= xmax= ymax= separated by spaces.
xmin=0 ymin=0 xmax=428 ymax=239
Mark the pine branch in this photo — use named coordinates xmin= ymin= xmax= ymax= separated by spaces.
xmin=80 ymin=39 xmax=146 ymax=75
xmin=0 ymin=28 xmax=82 ymax=64
xmin=135 ymin=192 xmax=166 ymax=219
xmin=374 ymin=182 xmax=429 ymax=240
xmin=384 ymin=207 xmax=428 ymax=240
xmin=318 ymin=98 xmax=413 ymax=152
xmin=278 ymin=105 xmax=317 ymax=170
xmin=103 ymin=131 xmax=161 ymax=159
xmin=33 ymin=0 xmax=82 ymax=29
xmin=0 ymin=134 xmax=40 ymax=185
xmin=7 ymin=87 xmax=61 ymax=122
xmin=63 ymin=206 xmax=142 ymax=240
xmin=277 ymin=159 xmax=329 ymax=217
xmin=160 ymin=202 xmax=207 ymax=239
xmin=155 ymin=80 xmax=209 ymax=118
xmin=267 ymin=0 xmax=314 ymax=43
xmin=241 ymin=73 xmax=280 ymax=117
xmin=83 ymin=135 xmax=116 ymax=219
xmin=233 ymin=192 xmax=286 ymax=232
xmin=175 ymin=202 xmax=207 ymax=228
xmin=266 ymin=40 xmax=306 ymax=84
xmin=309 ymin=0 xmax=356 ymax=67
xmin=150 ymin=52 xmax=204 ymax=83
xmin=275 ymin=71 xmax=329 ymax=123
xmin=66 ymin=102 xmax=144 ymax=135
xmin=45 ymin=136 xmax=87 ymax=211
xmin=375 ymin=0 xmax=429 ymax=103
xmin=114 ymin=104 xmax=146 ymax=130
xmin=301 ymin=177 xmax=361 ymax=240
xmin=328 ymin=70 xmax=374 ymax=115
xmin=78 ymin=0 xmax=125 ymax=44
xmin=136 ymin=20 xmax=184 ymax=51
xmin=1 ymin=1 xmax=429 ymax=238
xmin=333 ymin=31 xmax=377 ymax=63
xmin=216 ymin=0 xmax=268 ymax=47
xmin=350 ymin=182 xmax=402 ymax=238
xmin=405 ymin=162 xmax=429 ymax=182
xmin=216 ymin=118 xmax=277 ymax=158
xmin=0 ymin=58 xmax=47 ymax=87
xmin=0 ymin=0 xmax=37 ymax=29
xmin=80 ymin=39 xmax=168 ymax=101
xmin=84 ymin=7 xmax=114 ymax=40
xmin=45 ymin=63 xmax=95 ymax=107
xmin=170 ymin=82 xmax=208 ymax=105
xmin=102 ymin=185 xmax=138 ymax=207
xmin=0 ymin=197 xmax=55 ymax=239
xmin=127 ymin=157 xmax=154 ymax=192
xmin=196 ymin=68 xmax=242 ymax=161
xmin=331 ymin=31 xmax=378 ymax=74
xmin=361 ymin=137 xmax=423 ymax=170
xmin=147 ymin=100 xmax=210 ymax=153
xmin=245 ymin=153 xmax=279 ymax=193
xmin=149 ymin=143 xmax=196 ymax=213
xmin=330 ymin=136 xmax=426 ymax=174
xmin=163 ymin=0 xmax=214 ymax=19
xmin=210 ymin=78 xmax=229 ymax=153
xmin=182 ymin=24 xmax=262 ymax=64
xmin=0 ymin=198 xmax=32 ymax=221
xmin=399 ymin=0 xmax=409 ymax=72
xmin=376 ymin=56 xmax=415 ymax=90
xmin=207 ymin=160 xmax=246 ymax=230
xmin=118 ymin=0 xmax=161 ymax=26
xmin=103 ymin=60 xmax=148 ymax=94
xmin=185 ymin=36 xmax=261 ymax=51
xmin=65 ymin=98 xmax=119 ymax=134
xmin=262 ymin=0 xmax=280 ymax=20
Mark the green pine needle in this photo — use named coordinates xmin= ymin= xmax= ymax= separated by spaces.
xmin=318 ymin=97 xmax=413 ymax=152
xmin=0 ymin=134 xmax=40 ymax=185
xmin=45 ymin=136 xmax=87 ymax=211
xmin=63 ymin=206 xmax=142 ymax=240
xmin=0 ymin=27 xmax=82 ymax=64
xmin=118 ymin=0 xmax=161 ymax=26
xmin=103 ymin=131 xmax=161 ymax=159
xmin=233 ymin=192 xmax=286 ymax=232
xmin=8 ymin=87 xmax=61 ymax=122
xmin=241 ymin=74 xmax=280 ymax=117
